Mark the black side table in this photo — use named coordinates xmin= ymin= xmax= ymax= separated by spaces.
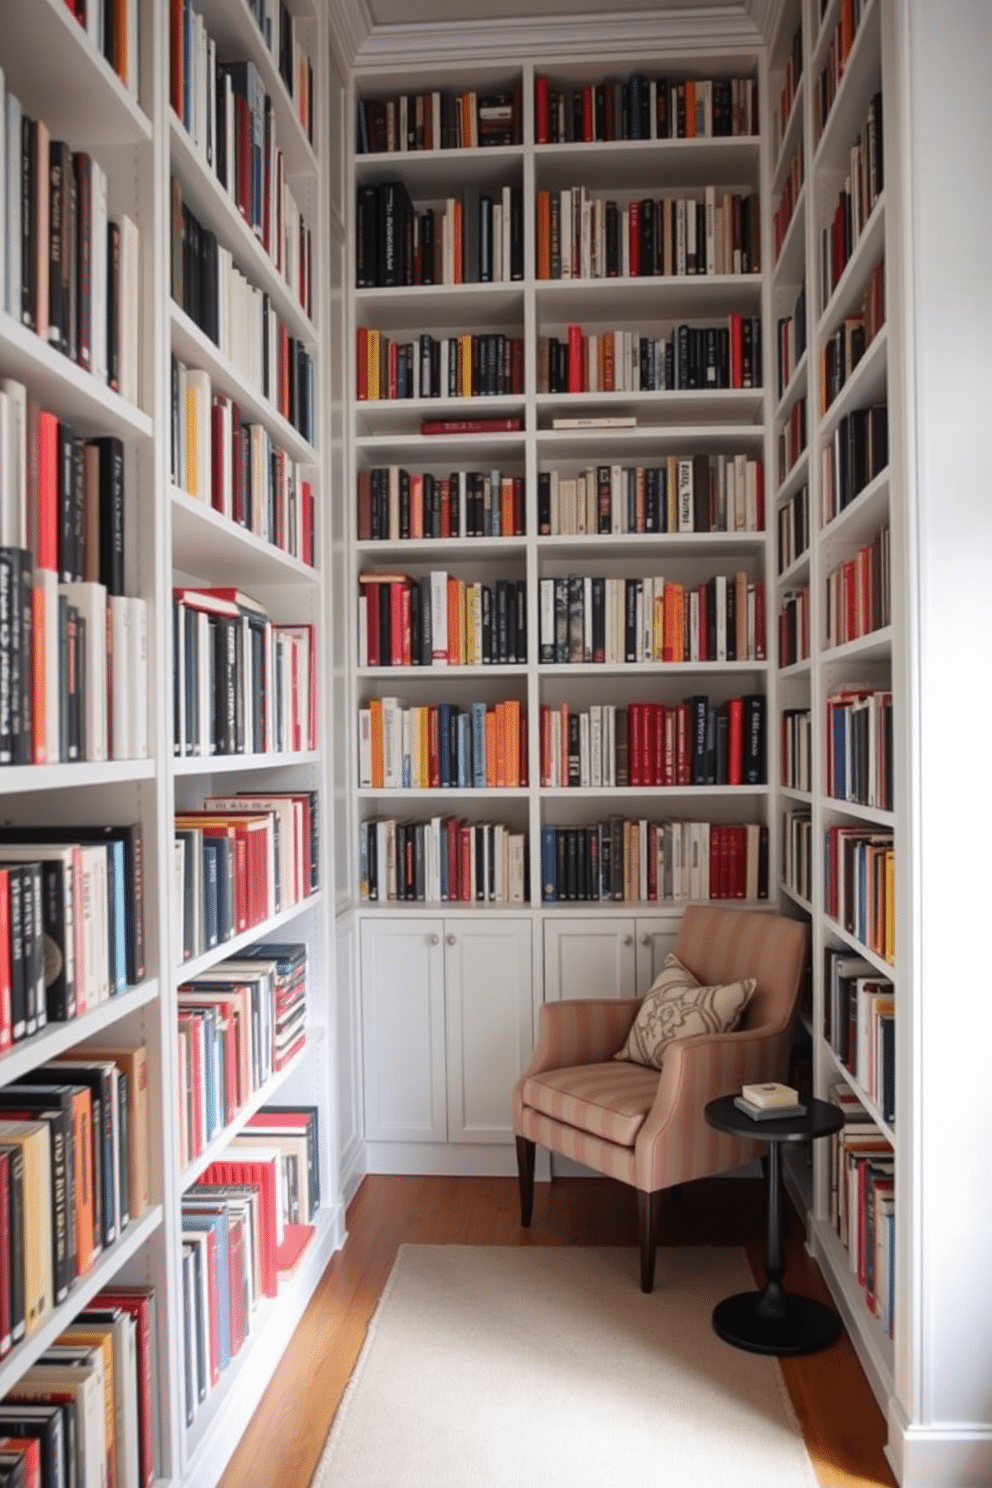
xmin=704 ymin=1093 xmax=845 ymax=1356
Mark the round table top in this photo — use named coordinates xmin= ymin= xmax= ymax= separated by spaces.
xmin=705 ymin=1093 xmax=846 ymax=1143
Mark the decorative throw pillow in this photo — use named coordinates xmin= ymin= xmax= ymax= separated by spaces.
xmin=614 ymin=952 xmax=756 ymax=1070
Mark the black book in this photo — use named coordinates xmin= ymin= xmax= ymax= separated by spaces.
xmin=106 ymin=218 xmax=121 ymax=390
xmin=20 ymin=116 xmax=36 ymax=331
xmin=23 ymin=1061 xmax=112 ymax=1248
xmin=514 ymin=579 xmax=527 ymax=663
xmin=0 ymin=552 xmax=14 ymax=765
xmin=18 ymin=862 xmax=42 ymax=1037
xmin=3 ymin=867 xmax=26 ymax=1042
xmin=10 ymin=550 xmax=31 ymax=766
xmin=91 ymin=435 xmax=125 ymax=596
xmin=686 ymin=694 xmax=709 ymax=785
xmin=0 ymin=1087 xmax=74 ymax=1305
xmin=355 ymin=184 xmax=378 ymax=288
xmin=742 ymin=693 xmax=766 ymax=784
xmin=0 ymin=1401 xmax=67 ymax=1488
xmin=509 ymin=186 xmax=524 ymax=280
xmin=48 ymin=140 xmax=72 ymax=355
xmin=624 ymin=578 xmax=638 ymax=662
xmin=57 ymin=421 xmax=76 ymax=583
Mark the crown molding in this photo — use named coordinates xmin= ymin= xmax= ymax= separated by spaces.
xmin=328 ymin=0 xmax=373 ymax=70
xmin=747 ymin=0 xmax=783 ymax=47
xmin=350 ymin=8 xmax=763 ymax=70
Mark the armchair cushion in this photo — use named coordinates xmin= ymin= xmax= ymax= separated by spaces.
xmin=614 ymin=953 xmax=756 ymax=1070
xmin=522 ymin=1062 xmax=660 ymax=1147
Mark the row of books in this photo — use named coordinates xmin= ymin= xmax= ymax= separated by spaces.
xmin=818 ymin=93 xmax=884 ymax=312
xmin=828 ymin=1083 xmax=894 ymax=1336
xmin=775 ymin=282 xmax=807 ymax=402
xmin=823 ymin=526 xmax=890 ymax=650
xmin=237 ymin=0 xmax=314 ymax=142
xmin=170 ymin=10 xmax=314 ymax=317
xmin=538 ymin=454 xmax=765 ymax=537
xmin=540 ymin=695 xmax=766 ymax=789
xmin=0 ymin=821 xmax=145 ymax=1031
xmin=357 ymin=572 xmax=528 ymax=670
xmin=169 ymin=181 xmax=316 ymax=445
xmin=776 ymin=394 xmax=807 ymax=486
xmin=535 ymin=187 xmax=761 ymax=281
xmin=823 ymin=824 xmax=894 ymax=964
xmin=180 ymin=1112 xmax=319 ymax=1425
xmin=357 ymin=466 xmax=525 ymax=543
xmin=536 ymin=316 xmax=763 ymax=394
xmin=821 ymin=403 xmax=888 ymax=524
xmin=777 ymin=483 xmax=809 ymax=576
xmin=772 ymin=141 xmax=803 ymax=263
xmin=358 ymin=698 xmax=527 ymax=791
xmin=826 ymin=687 xmax=893 ymax=812
xmin=534 ymin=72 xmax=759 ymax=144
xmin=0 ymin=84 xmax=140 ymax=404
xmin=177 ymin=946 xmax=308 ymax=1168
xmin=356 ymin=180 xmax=524 ymax=289
xmin=780 ymin=707 xmax=812 ymax=793
xmin=782 ymin=806 xmax=811 ymax=901
xmin=171 ymin=357 xmax=316 ymax=564
xmin=355 ymin=329 xmax=524 ymax=402
xmin=356 ymin=85 xmax=523 ymax=154
xmin=820 ymin=261 xmax=885 ymax=414
xmin=62 ymin=0 xmax=139 ymax=98
xmin=358 ymin=818 xmax=527 ymax=905
xmin=0 ymin=1049 xmax=151 ymax=1352
xmin=0 ymin=1280 xmax=157 ymax=1488
xmin=538 ymin=572 xmax=767 ymax=667
xmin=773 ymin=22 xmax=804 ymax=161
xmin=813 ymin=0 xmax=873 ymax=144
xmin=174 ymin=796 xmax=318 ymax=963
xmin=778 ymin=584 xmax=810 ymax=668
xmin=825 ymin=955 xmax=894 ymax=1124
xmin=172 ymin=588 xmax=316 ymax=758
xmin=540 ymin=818 xmax=770 ymax=904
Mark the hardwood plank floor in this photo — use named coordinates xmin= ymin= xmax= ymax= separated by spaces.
xmin=217 ymin=1174 xmax=897 ymax=1488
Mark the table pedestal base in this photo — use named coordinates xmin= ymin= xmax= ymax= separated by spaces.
xmin=712 ymin=1284 xmax=841 ymax=1357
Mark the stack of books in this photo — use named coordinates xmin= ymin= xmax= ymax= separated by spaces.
xmin=733 ymin=1081 xmax=807 ymax=1121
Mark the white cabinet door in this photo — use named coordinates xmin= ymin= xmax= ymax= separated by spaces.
xmin=360 ymin=918 xmax=446 ymax=1142
xmin=445 ymin=918 xmax=532 ymax=1144
xmin=634 ymin=916 xmax=681 ymax=994
xmin=543 ymin=917 xmax=638 ymax=1001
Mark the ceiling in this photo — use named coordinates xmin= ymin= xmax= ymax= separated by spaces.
xmin=365 ymin=0 xmax=738 ymax=22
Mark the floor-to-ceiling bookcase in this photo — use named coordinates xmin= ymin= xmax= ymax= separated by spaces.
xmin=0 ymin=3 xmax=341 ymax=1486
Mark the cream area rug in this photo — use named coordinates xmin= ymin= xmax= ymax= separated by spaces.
xmin=311 ymin=1245 xmax=820 ymax=1488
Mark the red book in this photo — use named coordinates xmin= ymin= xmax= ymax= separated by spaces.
xmin=170 ymin=0 xmax=184 ymax=113
xmin=674 ymin=702 xmax=691 ymax=785
xmin=755 ymin=459 xmax=765 ymax=530
xmin=210 ymin=399 xmax=227 ymax=514
xmin=628 ymin=703 xmax=642 ymax=787
xmin=726 ymin=697 xmax=744 ymax=784
xmin=96 ymin=1287 xmax=155 ymax=1488
xmin=628 ymin=200 xmax=641 ymax=276
xmin=356 ymin=327 xmax=368 ymax=401
xmin=581 ymin=84 xmax=594 ymax=141
xmin=754 ymin=580 xmax=766 ymax=659
xmin=419 ymin=418 xmax=522 ymax=435
xmin=654 ymin=704 xmax=667 ymax=786
xmin=644 ymin=703 xmax=659 ymax=787
xmin=428 ymin=706 xmax=441 ymax=787
xmin=728 ymin=313 xmax=744 ymax=390
xmin=567 ymin=324 xmax=584 ymax=392
xmin=439 ymin=477 xmax=451 ymax=538
xmin=662 ymin=708 xmax=675 ymax=786
xmin=460 ymin=825 xmax=472 ymax=902
xmin=301 ymin=479 xmax=314 ymax=564
xmin=230 ymin=401 xmax=245 ymax=525
xmin=389 ymin=581 xmax=406 ymax=667
xmin=0 ymin=1436 xmax=40 ymax=1488
xmin=709 ymin=826 xmax=722 ymax=900
xmin=535 ymin=75 xmax=550 ymax=144
xmin=275 ymin=1221 xmax=314 ymax=1273
xmin=201 ymin=1157 xmax=278 ymax=1297
xmin=35 ymin=410 xmax=59 ymax=570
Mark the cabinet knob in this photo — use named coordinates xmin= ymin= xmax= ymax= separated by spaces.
xmin=623 ymin=934 xmax=633 ymax=946
xmin=429 ymin=934 xmax=440 ymax=946
xmin=640 ymin=935 xmax=650 ymax=946
xmin=446 ymin=934 xmax=457 ymax=946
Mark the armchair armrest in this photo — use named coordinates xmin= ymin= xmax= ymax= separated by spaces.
xmin=633 ymin=1017 xmax=794 ymax=1191
xmin=524 ymin=998 xmax=643 ymax=1077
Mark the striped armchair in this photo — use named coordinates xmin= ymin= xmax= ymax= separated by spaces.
xmin=512 ymin=906 xmax=809 ymax=1291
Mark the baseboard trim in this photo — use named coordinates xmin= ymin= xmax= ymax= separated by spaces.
xmin=886 ymin=1401 xmax=992 ymax=1488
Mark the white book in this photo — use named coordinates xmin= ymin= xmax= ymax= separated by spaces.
xmin=590 ymin=705 xmax=602 ymax=787
xmin=429 ymin=570 xmax=448 ymax=663
xmin=583 ymin=574 xmax=593 ymax=660
xmin=0 ymin=378 xmax=26 ymax=548
xmin=108 ymin=594 xmax=133 ymax=761
xmin=128 ymin=595 xmax=148 ymax=759
xmin=20 ymin=1358 xmax=106 ymax=1488
xmin=59 ymin=580 xmax=108 ymax=761
xmin=604 ymin=704 xmax=615 ymax=788
xmin=118 ymin=215 xmax=140 ymax=404
xmin=0 ymin=391 xmax=10 ymax=548
xmin=641 ymin=575 xmax=653 ymax=661
xmin=715 ymin=574 xmax=727 ymax=661
xmin=705 ymin=185 xmax=716 ymax=275
xmin=382 ymin=696 xmax=401 ymax=788
xmin=579 ymin=711 xmax=590 ymax=787
xmin=501 ymin=183 xmax=511 ymax=282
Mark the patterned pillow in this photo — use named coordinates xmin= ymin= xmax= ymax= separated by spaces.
xmin=614 ymin=952 xmax=756 ymax=1070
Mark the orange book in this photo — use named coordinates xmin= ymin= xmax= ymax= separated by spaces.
xmin=536 ymin=190 xmax=551 ymax=280
xmin=684 ymin=79 xmax=697 ymax=138
xmin=447 ymin=578 xmax=461 ymax=665
xmin=459 ymin=333 xmax=473 ymax=396
xmin=368 ymin=698 xmax=384 ymax=787
xmin=453 ymin=197 xmax=463 ymax=284
xmin=485 ymin=709 xmax=498 ymax=787
xmin=410 ymin=473 xmax=423 ymax=539
xmin=504 ymin=700 xmax=520 ymax=787
xmin=500 ymin=477 xmax=513 ymax=537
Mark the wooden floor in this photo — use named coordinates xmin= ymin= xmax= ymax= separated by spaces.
xmin=217 ymin=1174 xmax=897 ymax=1488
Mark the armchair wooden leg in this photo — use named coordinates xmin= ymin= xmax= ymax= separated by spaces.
xmin=515 ymin=1136 xmax=536 ymax=1227
xmin=638 ymin=1190 xmax=662 ymax=1293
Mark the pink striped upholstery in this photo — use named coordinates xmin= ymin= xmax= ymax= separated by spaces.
xmin=513 ymin=909 xmax=809 ymax=1197
xmin=522 ymin=1063 xmax=659 ymax=1145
